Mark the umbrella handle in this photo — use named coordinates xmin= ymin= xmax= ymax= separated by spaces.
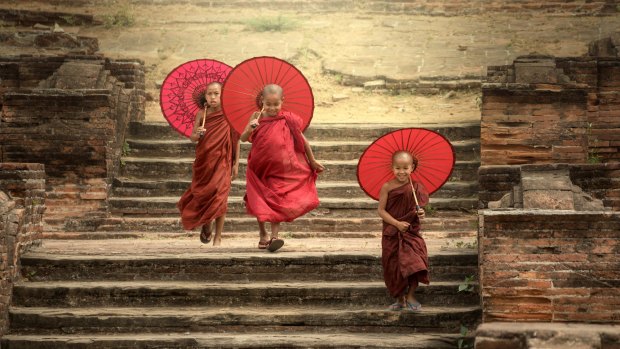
xmin=201 ymin=106 xmax=207 ymax=128
xmin=409 ymin=177 xmax=420 ymax=211
xmin=251 ymin=106 xmax=265 ymax=129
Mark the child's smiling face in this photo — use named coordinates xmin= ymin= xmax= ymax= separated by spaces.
xmin=391 ymin=151 xmax=416 ymax=184
xmin=262 ymin=94 xmax=283 ymax=117
xmin=392 ymin=158 xmax=413 ymax=183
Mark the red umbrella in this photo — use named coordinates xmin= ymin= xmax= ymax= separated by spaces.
xmin=221 ymin=56 xmax=314 ymax=135
xmin=160 ymin=59 xmax=232 ymax=138
xmin=357 ymin=128 xmax=455 ymax=201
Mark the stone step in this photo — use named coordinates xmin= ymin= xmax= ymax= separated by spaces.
xmin=65 ymin=214 xmax=478 ymax=233
xmin=125 ymin=138 xmax=481 ymax=162
xmin=119 ymin=157 xmax=480 ymax=182
xmin=8 ymin=305 xmax=481 ymax=334
xmin=0 ymin=332 xmax=462 ymax=349
xmin=112 ymin=178 xmax=479 ymax=199
xmin=43 ymin=229 xmax=478 ymax=240
xmin=129 ymin=121 xmax=480 ymax=142
xmin=12 ymin=280 xmax=479 ymax=307
xmin=21 ymin=241 xmax=477 ymax=282
xmin=108 ymin=196 xmax=478 ymax=216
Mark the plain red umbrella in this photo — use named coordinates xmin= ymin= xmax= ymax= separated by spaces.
xmin=357 ymin=128 xmax=455 ymax=202
xmin=160 ymin=59 xmax=232 ymax=138
xmin=221 ymin=56 xmax=314 ymax=135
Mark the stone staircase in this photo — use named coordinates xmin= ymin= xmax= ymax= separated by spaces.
xmin=1 ymin=121 xmax=481 ymax=348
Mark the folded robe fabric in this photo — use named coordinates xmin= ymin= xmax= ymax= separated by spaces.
xmin=381 ymin=181 xmax=430 ymax=298
xmin=177 ymin=109 xmax=238 ymax=230
xmin=244 ymin=112 xmax=319 ymax=223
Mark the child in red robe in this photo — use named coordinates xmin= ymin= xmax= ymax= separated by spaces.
xmin=378 ymin=151 xmax=429 ymax=311
xmin=240 ymin=84 xmax=324 ymax=252
xmin=177 ymin=82 xmax=240 ymax=246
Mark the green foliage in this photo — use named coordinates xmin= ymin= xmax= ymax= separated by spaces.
xmin=246 ymin=15 xmax=297 ymax=32
xmin=588 ymin=153 xmax=601 ymax=164
xmin=60 ymin=15 xmax=78 ymax=25
xmin=122 ymin=141 xmax=131 ymax=156
xmin=423 ymin=203 xmax=435 ymax=216
xmin=104 ymin=7 xmax=135 ymax=28
xmin=458 ymin=275 xmax=475 ymax=293
xmin=457 ymin=325 xmax=472 ymax=349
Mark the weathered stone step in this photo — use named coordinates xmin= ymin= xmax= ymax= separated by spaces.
xmin=43 ymin=229 xmax=478 ymax=240
xmin=21 ymin=249 xmax=477 ymax=282
xmin=112 ymin=178 xmax=479 ymax=199
xmin=125 ymin=138 xmax=480 ymax=161
xmin=65 ymin=215 xmax=477 ymax=233
xmin=12 ymin=281 xmax=479 ymax=307
xmin=0 ymin=332 xmax=460 ymax=349
xmin=129 ymin=121 xmax=480 ymax=142
xmin=8 ymin=305 xmax=481 ymax=334
xmin=119 ymin=157 xmax=480 ymax=182
xmin=108 ymin=196 xmax=478 ymax=216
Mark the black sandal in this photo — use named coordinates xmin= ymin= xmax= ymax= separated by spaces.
xmin=266 ymin=237 xmax=284 ymax=252
xmin=200 ymin=224 xmax=212 ymax=244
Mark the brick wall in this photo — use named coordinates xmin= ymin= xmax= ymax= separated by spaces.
xmin=482 ymin=47 xmax=620 ymax=165
xmin=0 ymin=163 xmax=45 ymax=335
xmin=479 ymin=163 xmax=620 ymax=210
xmin=479 ymin=210 xmax=620 ymax=323
xmin=0 ymin=55 xmax=145 ymax=229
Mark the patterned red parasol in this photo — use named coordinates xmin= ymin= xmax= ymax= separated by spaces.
xmin=357 ymin=128 xmax=455 ymax=201
xmin=221 ymin=56 xmax=314 ymax=135
xmin=160 ymin=59 xmax=232 ymax=138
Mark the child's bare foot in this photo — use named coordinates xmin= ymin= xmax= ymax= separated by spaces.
xmin=212 ymin=236 xmax=222 ymax=247
xmin=200 ymin=223 xmax=213 ymax=244
xmin=405 ymin=296 xmax=422 ymax=311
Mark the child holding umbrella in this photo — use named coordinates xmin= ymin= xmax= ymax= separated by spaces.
xmin=240 ymin=84 xmax=324 ymax=252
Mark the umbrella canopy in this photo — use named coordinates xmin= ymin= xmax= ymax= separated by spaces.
xmin=160 ymin=59 xmax=232 ymax=138
xmin=357 ymin=128 xmax=455 ymax=201
xmin=221 ymin=56 xmax=314 ymax=135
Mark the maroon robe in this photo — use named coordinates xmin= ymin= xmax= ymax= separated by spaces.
xmin=244 ymin=112 xmax=319 ymax=223
xmin=382 ymin=181 xmax=430 ymax=298
xmin=177 ymin=109 xmax=238 ymax=230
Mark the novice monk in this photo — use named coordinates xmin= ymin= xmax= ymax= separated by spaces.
xmin=240 ymin=84 xmax=324 ymax=252
xmin=378 ymin=150 xmax=430 ymax=311
xmin=177 ymin=82 xmax=240 ymax=246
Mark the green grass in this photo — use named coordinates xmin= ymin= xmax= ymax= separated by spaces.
xmin=245 ymin=15 xmax=297 ymax=32
xmin=103 ymin=7 xmax=135 ymax=28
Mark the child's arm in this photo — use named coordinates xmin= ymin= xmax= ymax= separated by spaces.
xmin=378 ymin=183 xmax=410 ymax=232
xmin=240 ymin=112 xmax=261 ymax=142
xmin=301 ymin=133 xmax=325 ymax=173
xmin=189 ymin=109 xmax=206 ymax=143
xmin=231 ymin=139 xmax=241 ymax=180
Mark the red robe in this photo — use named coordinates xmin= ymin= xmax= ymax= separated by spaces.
xmin=382 ymin=181 xmax=430 ymax=298
xmin=244 ymin=111 xmax=319 ymax=223
xmin=177 ymin=109 xmax=238 ymax=230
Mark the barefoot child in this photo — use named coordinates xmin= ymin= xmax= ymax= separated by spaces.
xmin=378 ymin=151 xmax=429 ymax=311
xmin=240 ymin=84 xmax=324 ymax=252
xmin=177 ymin=82 xmax=240 ymax=246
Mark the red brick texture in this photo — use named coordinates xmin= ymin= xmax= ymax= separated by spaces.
xmin=479 ymin=210 xmax=620 ymax=323
xmin=0 ymin=163 xmax=45 ymax=336
xmin=482 ymin=55 xmax=620 ymax=165
xmin=0 ymin=55 xmax=145 ymax=229
xmin=479 ymin=163 xmax=620 ymax=211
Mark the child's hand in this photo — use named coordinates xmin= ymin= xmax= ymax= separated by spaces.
xmin=395 ymin=221 xmax=410 ymax=232
xmin=417 ymin=208 xmax=425 ymax=219
xmin=310 ymin=160 xmax=325 ymax=173
xmin=231 ymin=163 xmax=239 ymax=181
xmin=195 ymin=126 xmax=206 ymax=137
xmin=249 ymin=111 xmax=261 ymax=129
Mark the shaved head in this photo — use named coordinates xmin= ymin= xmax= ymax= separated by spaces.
xmin=392 ymin=151 xmax=417 ymax=168
xmin=262 ymin=84 xmax=284 ymax=98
